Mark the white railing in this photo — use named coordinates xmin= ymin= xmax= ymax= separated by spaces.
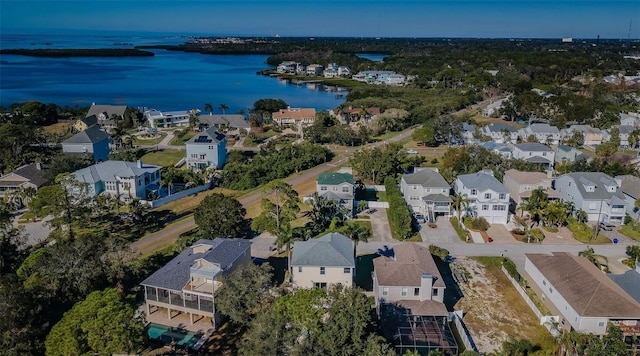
xmin=451 ymin=311 xmax=479 ymax=353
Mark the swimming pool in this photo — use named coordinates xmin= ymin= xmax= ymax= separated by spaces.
xmin=146 ymin=324 xmax=200 ymax=347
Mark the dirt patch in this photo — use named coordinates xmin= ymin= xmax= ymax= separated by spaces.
xmin=453 ymin=257 xmax=554 ymax=354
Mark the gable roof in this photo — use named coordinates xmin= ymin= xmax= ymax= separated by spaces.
xmin=514 ymin=142 xmax=553 ymax=152
xmin=457 ymin=171 xmax=508 ymax=193
xmin=73 ymin=160 xmax=161 ymax=184
xmin=504 ymin=169 xmax=550 ymax=185
xmin=373 ymin=243 xmax=445 ymax=288
xmin=557 ymin=145 xmax=578 ymax=153
xmin=63 ymin=125 xmax=110 ymax=145
xmin=526 ymin=252 xmax=640 ymax=318
xmin=78 ymin=115 xmax=98 ymax=128
xmin=482 ymin=123 xmax=516 ymax=133
xmin=86 ymin=104 xmax=127 ymax=119
xmin=616 ymin=175 xmax=640 ymax=200
xmin=608 ymin=267 xmax=640 ymax=304
xmin=402 ymin=168 xmax=449 ymax=188
xmin=271 ymin=108 xmax=316 ymax=121
xmin=0 ymin=163 xmax=48 ymax=188
xmin=198 ymin=114 xmax=250 ymax=129
xmin=559 ymin=172 xmax=626 ymax=201
xmin=140 ymin=238 xmax=251 ymax=291
xmin=317 ymin=172 xmax=354 ymax=185
xmin=186 ymin=127 xmax=226 ymax=145
xmin=291 ymin=233 xmax=354 ymax=267
xmin=523 ymin=123 xmax=560 ymax=134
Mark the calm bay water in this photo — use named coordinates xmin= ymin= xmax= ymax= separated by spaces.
xmin=0 ymin=33 xmax=345 ymax=112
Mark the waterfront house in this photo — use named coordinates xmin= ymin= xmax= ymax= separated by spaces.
xmin=503 ymin=169 xmax=560 ymax=207
xmin=352 ymin=70 xmax=396 ymax=84
xmin=185 ymin=128 xmax=227 ymax=171
xmin=316 ymin=171 xmax=355 ymax=215
xmin=512 ymin=143 xmax=555 ymax=167
xmin=554 ymin=172 xmax=627 ymax=223
xmin=518 ymin=123 xmax=561 ymax=145
xmin=276 ymin=61 xmax=298 ymax=74
xmin=62 ymin=124 xmax=111 ymax=162
xmin=290 ymin=232 xmax=355 ymax=290
xmin=197 ymin=114 xmax=249 ymax=133
xmin=141 ymin=239 xmax=252 ymax=331
xmin=271 ymin=107 xmax=316 ymax=126
xmin=561 ymin=125 xmax=603 ymax=146
xmin=525 ymin=252 xmax=640 ymax=336
xmin=71 ymin=160 xmax=161 ymax=201
xmin=453 ymin=170 xmax=510 ymax=225
xmin=145 ymin=109 xmax=197 ymax=128
xmin=480 ymin=123 xmax=517 ymax=144
xmin=400 ymin=168 xmax=452 ymax=222
xmin=385 ymin=73 xmax=406 ymax=86
xmin=306 ymin=64 xmax=324 ymax=76
xmin=85 ymin=103 xmax=127 ymax=132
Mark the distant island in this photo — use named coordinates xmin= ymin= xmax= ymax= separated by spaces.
xmin=0 ymin=48 xmax=155 ymax=57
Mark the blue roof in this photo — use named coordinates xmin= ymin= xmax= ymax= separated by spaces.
xmin=291 ymin=233 xmax=354 ymax=267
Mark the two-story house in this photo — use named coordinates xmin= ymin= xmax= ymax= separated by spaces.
xmin=197 ymin=114 xmax=250 ymax=134
xmin=400 ymin=168 xmax=452 ymax=222
xmin=316 ymin=171 xmax=355 ymax=216
xmin=615 ymin=175 xmax=640 ymax=221
xmin=0 ymin=163 xmax=48 ymax=208
xmin=85 ymin=103 xmax=127 ymax=132
xmin=329 ymin=106 xmax=380 ymax=124
xmin=306 ymin=64 xmax=324 ymax=76
xmin=555 ymin=145 xmax=587 ymax=164
xmin=62 ymin=124 xmax=111 ymax=162
xmin=271 ymin=107 xmax=316 ymax=127
xmin=503 ymin=169 xmax=560 ymax=208
xmin=141 ymin=239 xmax=252 ymax=331
xmin=71 ymin=160 xmax=161 ymax=201
xmin=554 ymin=172 xmax=628 ymax=223
xmin=290 ymin=232 xmax=355 ymax=290
xmin=185 ymin=128 xmax=227 ymax=171
xmin=518 ymin=123 xmax=561 ymax=145
xmin=512 ymin=142 xmax=555 ymax=167
xmin=480 ymin=141 xmax=513 ymax=159
xmin=480 ymin=123 xmax=518 ymax=144
xmin=561 ymin=125 xmax=603 ymax=146
xmin=145 ymin=108 xmax=196 ymax=128
xmin=620 ymin=113 xmax=640 ymax=128
xmin=602 ymin=125 xmax=635 ymax=148
xmin=453 ymin=170 xmax=510 ymax=225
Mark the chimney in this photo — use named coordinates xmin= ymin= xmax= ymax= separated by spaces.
xmin=137 ymin=160 xmax=143 ymax=168
xmin=35 ymin=162 xmax=43 ymax=170
xmin=420 ymin=273 xmax=433 ymax=301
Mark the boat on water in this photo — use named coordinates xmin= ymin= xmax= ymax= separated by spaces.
xmin=335 ymin=94 xmax=344 ymax=99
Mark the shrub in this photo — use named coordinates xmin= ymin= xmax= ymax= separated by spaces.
xmin=567 ymin=216 xmax=595 ymax=242
xmin=430 ymin=158 xmax=439 ymax=164
xmin=384 ymin=176 xmax=413 ymax=240
xmin=450 ymin=217 xmax=469 ymax=242
xmin=429 ymin=245 xmax=449 ymax=261
xmin=624 ymin=215 xmax=634 ymax=225
xmin=503 ymin=258 xmax=521 ymax=283
xmin=471 ymin=217 xmax=490 ymax=231
xmin=530 ymin=228 xmax=545 ymax=242
xmin=511 ymin=228 xmax=525 ymax=235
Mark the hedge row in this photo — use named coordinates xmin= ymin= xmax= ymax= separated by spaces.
xmin=384 ymin=176 xmax=413 ymax=240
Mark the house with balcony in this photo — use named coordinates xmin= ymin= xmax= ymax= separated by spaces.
xmin=453 ymin=170 xmax=510 ymax=225
xmin=373 ymin=243 xmax=457 ymax=356
xmin=518 ymin=123 xmax=561 ymax=145
xmin=71 ymin=160 xmax=161 ymax=201
xmin=561 ymin=125 xmax=603 ymax=146
xmin=400 ymin=168 xmax=452 ymax=222
xmin=525 ymin=252 xmax=640 ymax=336
xmin=62 ymin=124 xmax=111 ymax=162
xmin=615 ymin=175 xmax=640 ymax=221
xmin=306 ymin=64 xmax=324 ymax=76
xmin=145 ymin=108 xmax=197 ymax=128
xmin=185 ymin=128 xmax=227 ymax=171
xmin=512 ymin=142 xmax=555 ymax=167
xmin=271 ymin=107 xmax=316 ymax=127
xmin=276 ymin=61 xmax=298 ymax=74
xmin=554 ymin=172 xmax=628 ymax=223
xmin=503 ymin=169 xmax=560 ymax=208
xmin=140 ymin=239 xmax=252 ymax=331
xmin=290 ymin=232 xmax=355 ymax=290
xmin=480 ymin=123 xmax=518 ymax=144
xmin=316 ymin=171 xmax=355 ymax=216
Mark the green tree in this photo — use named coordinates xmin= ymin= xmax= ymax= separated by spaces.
xmin=341 ymin=221 xmax=371 ymax=259
xmin=204 ymin=102 xmax=213 ymax=115
xmin=216 ymin=263 xmax=274 ymax=326
xmin=303 ymin=192 xmax=340 ymax=230
xmin=188 ymin=108 xmax=200 ymax=130
xmin=219 ymin=103 xmax=229 ymax=115
xmin=452 ymin=193 xmax=469 ymax=227
xmin=194 ymin=193 xmax=247 ymax=238
xmin=412 ymin=126 xmax=435 ymax=146
xmin=45 ymin=288 xmax=144 ymax=356
xmin=0 ymin=203 xmax=26 ymax=274
xmin=500 ymin=336 xmax=537 ymax=356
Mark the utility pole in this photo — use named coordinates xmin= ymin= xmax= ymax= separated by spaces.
xmin=593 ymin=197 xmax=605 ymax=240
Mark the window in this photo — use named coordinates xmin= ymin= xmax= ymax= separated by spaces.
xmin=401 ymin=287 xmax=408 ymax=297
xmin=314 ymin=282 xmax=327 ymax=289
xmin=410 ymin=196 xmax=420 ymax=201
xmin=484 ymin=193 xmax=491 ymax=199
xmin=382 ymin=287 xmax=388 ymax=296
xmin=493 ymin=205 xmax=506 ymax=211
xmin=190 ymin=153 xmax=198 ymax=158
xmin=320 ymin=267 xmax=325 ymax=275
xmin=549 ymin=287 xmax=553 ymax=294
xmin=298 ymin=266 xmax=302 ymax=273
xmin=320 ymin=186 xmax=327 ymax=191
xmin=342 ymin=186 xmax=349 ymax=193
xmin=499 ymin=193 xmax=506 ymax=200
xmin=598 ymin=321 xmax=605 ymax=327
xmin=343 ymin=267 xmax=350 ymax=274
xmin=414 ymin=288 xmax=420 ymax=296
xmin=471 ymin=189 xmax=477 ymax=195
xmin=433 ymin=288 xmax=439 ymax=296
xmin=542 ymin=280 xmax=546 ymax=286
xmin=208 ymin=145 xmax=215 ymax=150
xmin=412 ymin=185 xmax=418 ymax=190
xmin=426 ymin=188 xmax=431 ymax=193
xmin=482 ymin=205 xmax=489 ymax=211
xmin=588 ymin=202 xmax=597 ymax=210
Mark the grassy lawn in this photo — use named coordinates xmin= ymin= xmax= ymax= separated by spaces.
xmin=44 ymin=122 xmax=72 ymax=134
xmin=450 ymin=217 xmax=469 ymax=242
xmin=153 ymin=187 xmax=239 ymax=216
xmin=141 ymin=149 xmax=185 ymax=167
xmin=133 ymin=132 xmax=166 ymax=145
xmin=169 ymin=131 xmax=195 ymax=145
xmin=618 ymin=223 xmax=640 ymax=241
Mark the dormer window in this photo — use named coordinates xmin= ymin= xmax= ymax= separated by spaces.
xmin=471 ymin=189 xmax=477 ymax=195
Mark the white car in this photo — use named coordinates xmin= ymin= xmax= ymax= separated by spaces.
xmin=407 ymin=149 xmax=418 ymax=154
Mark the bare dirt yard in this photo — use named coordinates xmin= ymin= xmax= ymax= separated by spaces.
xmin=452 ymin=257 xmax=555 ymax=354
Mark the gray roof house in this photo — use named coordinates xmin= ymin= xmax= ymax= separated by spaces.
xmin=197 ymin=114 xmax=250 ymax=133
xmin=480 ymin=123 xmax=517 ymax=144
xmin=0 ymin=163 xmax=48 ymax=208
xmin=620 ymin=113 xmax=640 ymax=128
xmin=140 ymin=238 xmax=252 ymax=331
xmin=316 ymin=172 xmax=355 ymax=215
xmin=453 ymin=170 xmax=510 ymax=225
xmin=555 ymin=145 xmax=587 ymax=164
xmin=72 ymin=160 xmax=161 ymax=201
xmin=85 ymin=103 xmax=127 ymax=131
xmin=609 ymin=263 xmax=640 ymax=304
xmin=480 ymin=141 xmax=513 ymax=159
xmin=561 ymin=125 xmax=603 ymax=146
xmin=512 ymin=142 xmax=555 ymax=166
xmin=554 ymin=172 xmax=628 ymax=223
xmin=615 ymin=175 xmax=640 ymax=220
xmin=185 ymin=127 xmax=228 ymax=171
xmin=290 ymin=232 xmax=355 ymax=289
xmin=602 ymin=125 xmax=636 ymax=148
xmin=518 ymin=123 xmax=561 ymax=145
xmin=400 ymin=168 xmax=452 ymax=221
xmin=62 ymin=124 xmax=111 ymax=162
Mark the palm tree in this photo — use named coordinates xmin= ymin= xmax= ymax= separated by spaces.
xmin=341 ymin=221 xmax=370 ymax=259
xmin=219 ymin=103 xmax=229 ymax=115
xmin=188 ymin=108 xmax=199 ymax=130
xmin=204 ymin=103 xmax=213 ymax=115
xmin=451 ymin=193 xmax=469 ymax=226
xmin=579 ymin=246 xmax=608 ymax=271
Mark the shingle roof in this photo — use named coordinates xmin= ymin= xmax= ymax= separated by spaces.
xmin=514 ymin=142 xmax=553 ymax=152
xmin=457 ymin=172 xmax=508 ymax=193
xmin=483 ymin=123 xmax=516 ymax=133
xmin=373 ymin=243 xmax=445 ymax=288
xmin=608 ymin=267 xmax=640 ymax=304
xmin=8 ymin=163 xmax=48 ymax=187
xmin=86 ymin=104 xmax=127 ymax=118
xmin=402 ymin=168 xmax=449 ymax=188
xmin=526 ymin=252 xmax=640 ymax=318
xmin=63 ymin=125 xmax=110 ymax=144
xmin=524 ymin=156 xmax=552 ymax=164
xmin=140 ymin=238 xmax=251 ymax=291
xmin=317 ymin=172 xmax=354 ymax=185
xmin=73 ymin=160 xmax=161 ymax=184
xmin=559 ymin=172 xmax=627 ymax=201
xmin=616 ymin=175 xmax=640 ymax=199
xmin=79 ymin=115 xmax=98 ymax=127
xmin=557 ymin=145 xmax=577 ymax=153
xmin=272 ymin=108 xmax=316 ymax=121
xmin=198 ymin=114 xmax=250 ymax=129
xmin=422 ymin=194 xmax=452 ymax=203
xmin=291 ymin=233 xmax=354 ymax=267
xmin=524 ymin=123 xmax=560 ymax=134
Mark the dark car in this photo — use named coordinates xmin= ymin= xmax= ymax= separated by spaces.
xmin=599 ymin=222 xmax=614 ymax=231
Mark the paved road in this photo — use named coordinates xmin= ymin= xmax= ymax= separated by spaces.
xmin=131 ymin=128 xmax=416 ymax=255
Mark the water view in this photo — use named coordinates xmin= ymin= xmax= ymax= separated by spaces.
xmin=0 ymin=34 xmax=346 ymax=112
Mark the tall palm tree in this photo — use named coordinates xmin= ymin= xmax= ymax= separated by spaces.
xmin=204 ymin=103 xmax=213 ymax=115
xmin=341 ymin=221 xmax=370 ymax=259
xmin=451 ymin=193 xmax=469 ymax=226
xmin=219 ymin=103 xmax=229 ymax=115
xmin=188 ymin=108 xmax=199 ymax=130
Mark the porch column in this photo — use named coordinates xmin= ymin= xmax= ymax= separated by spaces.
xmin=167 ymin=307 xmax=172 ymax=320
xmin=190 ymin=312 xmax=194 ymax=325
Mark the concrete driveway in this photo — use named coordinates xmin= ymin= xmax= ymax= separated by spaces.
xmin=13 ymin=215 xmax=53 ymax=246
xmin=419 ymin=217 xmax=460 ymax=244
xmin=486 ymin=224 xmax=517 ymax=244
xmin=368 ymin=208 xmax=394 ymax=242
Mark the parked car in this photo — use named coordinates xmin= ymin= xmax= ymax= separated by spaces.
xmin=599 ymin=222 xmax=614 ymax=231
xmin=406 ymin=149 xmax=418 ymax=154
xmin=414 ymin=213 xmax=427 ymax=223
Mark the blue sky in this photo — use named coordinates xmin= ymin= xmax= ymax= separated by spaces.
xmin=1 ymin=1 xmax=639 ymax=39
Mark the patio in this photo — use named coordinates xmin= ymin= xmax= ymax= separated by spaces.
xmin=145 ymin=305 xmax=214 ymax=333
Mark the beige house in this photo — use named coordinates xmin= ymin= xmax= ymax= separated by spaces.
xmin=271 ymin=107 xmax=316 ymax=126
xmin=290 ymin=233 xmax=354 ymax=289
xmin=140 ymin=239 xmax=252 ymax=332
xmin=503 ymin=169 xmax=560 ymax=206
xmin=525 ymin=252 xmax=640 ymax=335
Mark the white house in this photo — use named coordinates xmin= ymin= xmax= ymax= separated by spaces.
xmin=561 ymin=125 xmax=603 ymax=146
xmin=290 ymin=233 xmax=355 ymax=290
xmin=306 ymin=64 xmax=324 ymax=76
xmin=453 ymin=170 xmax=510 ymax=225
xmin=71 ymin=160 xmax=161 ymax=201
xmin=145 ymin=109 xmax=197 ymax=128
xmin=480 ymin=123 xmax=518 ymax=144
xmin=479 ymin=141 xmax=513 ymax=159
xmin=518 ymin=123 xmax=561 ymax=145
xmin=525 ymin=252 xmax=640 ymax=335
xmin=620 ymin=112 xmax=640 ymax=128
xmin=400 ymin=168 xmax=452 ymax=222
xmin=185 ymin=128 xmax=227 ymax=171
xmin=554 ymin=172 xmax=628 ymax=223
xmin=482 ymin=97 xmax=508 ymax=117
xmin=512 ymin=143 xmax=555 ymax=167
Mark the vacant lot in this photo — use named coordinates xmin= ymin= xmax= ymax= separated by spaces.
xmin=453 ymin=257 xmax=555 ymax=354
